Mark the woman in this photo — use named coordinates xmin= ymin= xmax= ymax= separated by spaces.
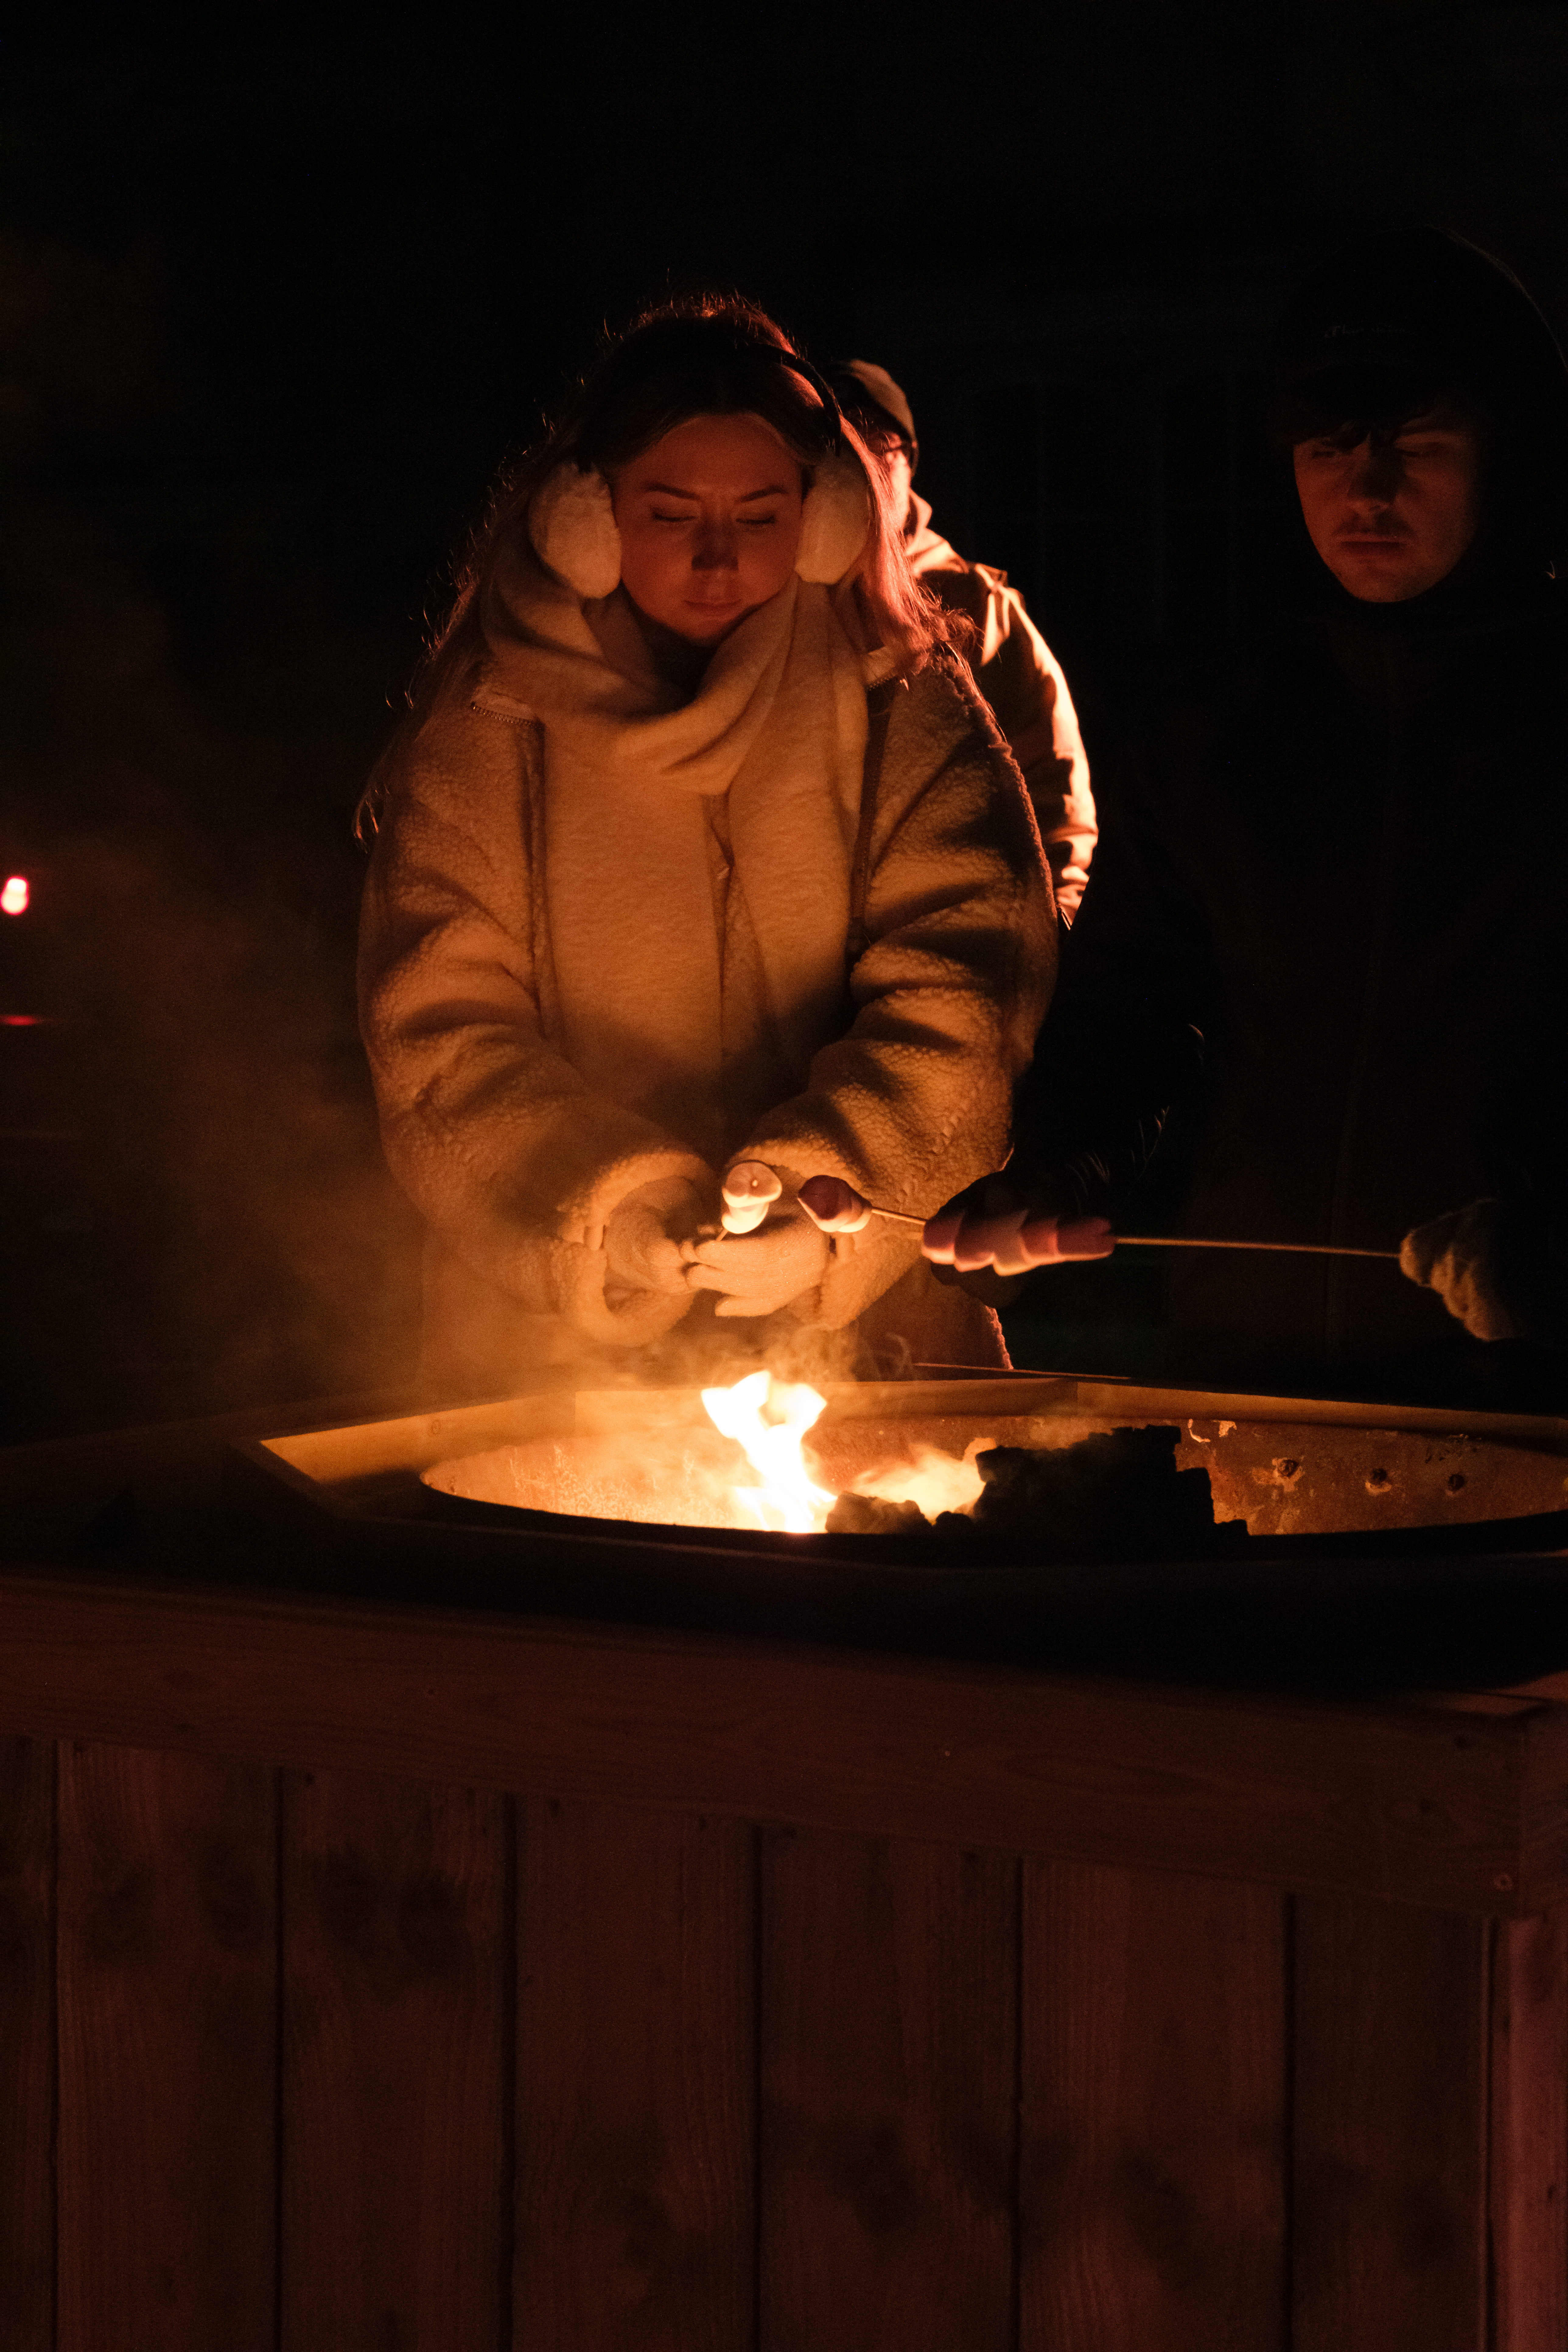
xmin=359 ymin=298 xmax=1054 ymax=1394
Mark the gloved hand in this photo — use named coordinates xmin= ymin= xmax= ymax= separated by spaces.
xmin=682 ymin=1191 xmax=831 ymax=1318
xmin=923 ymin=1173 xmax=1114 ymax=1277
xmin=1401 ymin=1199 xmax=1524 ymax=1341
xmin=604 ymin=1174 xmax=711 ymax=1307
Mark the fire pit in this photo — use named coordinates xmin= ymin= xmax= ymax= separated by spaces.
xmin=238 ymin=1369 xmax=1568 ymax=1559
xmin=228 ymin=1371 xmax=1568 ymax=1684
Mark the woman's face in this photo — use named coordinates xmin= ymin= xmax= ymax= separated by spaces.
xmin=611 ymin=414 xmax=805 ymax=643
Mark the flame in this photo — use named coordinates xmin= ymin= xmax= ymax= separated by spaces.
xmin=1 ymin=876 xmax=29 ymax=916
xmin=701 ymin=1370 xmax=837 ymax=1534
xmin=852 ymin=1437 xmax=994 ymax=1518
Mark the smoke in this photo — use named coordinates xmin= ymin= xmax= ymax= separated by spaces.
xmin=0 ymin=230 xmax=421 ymax=1438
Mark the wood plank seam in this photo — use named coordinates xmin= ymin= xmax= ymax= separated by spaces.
xmin=1282 ymin=1890 xmax=1297 ymax=2352
xmin=273 ymin=1762 xmax=284 ymax=2352
xmin=500 ymin=1790 xmax=518 ymax=2352
xmin=1495 ymin=1919 xmax=1504 ymax=2352
xmin=49 ymin=1736 xmax=61 ymax=2352
xmin=1485 ymin=1906 xmax=1568 ymax=2351
xmin=753 ymin=1821 xmax=764 ymax=2352
xmin=1020 ymin=1863 xmax=1030 ymax=2352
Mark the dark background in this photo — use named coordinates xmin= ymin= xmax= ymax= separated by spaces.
xmin=3 ymin=1 xmax=1566 ymax=1437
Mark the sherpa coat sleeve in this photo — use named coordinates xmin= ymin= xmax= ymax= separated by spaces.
xmin=739 ymin=655 xmax=1056 ymax=1330
xmin=357 ymin=691 xmax=713 ymax=1348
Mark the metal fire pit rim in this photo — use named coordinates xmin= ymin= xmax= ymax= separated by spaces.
xmin=231 ymin=1372 xmax=1568 ymax=1577
xmin=252 ymin=1371 xmax=1568 ymax=1491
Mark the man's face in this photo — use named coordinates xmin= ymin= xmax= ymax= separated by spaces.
xmin=1292 ymin=406 xmax=1482 ymax=601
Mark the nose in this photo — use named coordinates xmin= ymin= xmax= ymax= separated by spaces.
xmin=1346 ymin=436 xmax=1401 ymax=505
xmin=691 ymin=517 xmax=739 ymax=572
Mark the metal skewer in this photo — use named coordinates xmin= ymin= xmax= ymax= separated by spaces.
xmin=875 ymin=1212 xmax=1392 ymax=1258
xmin=786 ymin=1173 xmax=1402 ymax=1260
xmin=1115 ymin=1234 xmax=1399 ymax=1259
xmin=839 ymin=1193 xmax=1399 ymax=1259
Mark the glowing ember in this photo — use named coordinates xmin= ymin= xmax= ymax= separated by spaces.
xmin=701 ymin=1370 xmax=838 ymax=1533
xmin=1 ymin=876 xmax=29 ymax=916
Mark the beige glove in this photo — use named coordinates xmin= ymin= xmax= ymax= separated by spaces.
xmin=682 ymin=1192 xmax=831 ymax=1318
xmin=1400 ymin=1199 xmax=1521 ymax=1342
xmin=604 ymin=1175 xmax=711 ymax=1311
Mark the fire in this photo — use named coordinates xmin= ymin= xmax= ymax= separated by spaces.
xmin=1 ymin=876 xmax=29 ymax=916
xmin=701 ymin=1370 xmax=837 ymax=1534
xmin=849 ymin=1440 xmax=992 ymax=1517
xmin=698 ymin=1369 xmax=996 ymax=1533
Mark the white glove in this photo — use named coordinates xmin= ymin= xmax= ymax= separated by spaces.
xmin=1400 ymin=1199 xmax=1521 ymax=1341
xmin=682 ymin=1193 xmax=830 ymax=1318
xmin=604 ymin=1175 xmax=710 ymax=1308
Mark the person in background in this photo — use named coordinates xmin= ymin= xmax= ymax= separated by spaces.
xmin=827 ymin=360 xmax=1097 ymax=919
xmin=358 ymin=300 xmax=1053 ymax=1395
xmin=924 ymin=228 xmax=1568 ymax=1406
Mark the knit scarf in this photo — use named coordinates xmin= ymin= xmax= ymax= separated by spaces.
xmin=476 ymin=534 xmax=870 ymax=1161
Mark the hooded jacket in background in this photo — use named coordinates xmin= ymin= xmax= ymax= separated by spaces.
xmin=829 ymin=361 xmax=1098 ymax=920
xmin=905 ymin=494 xmax=1098 ymax=918
xmin=359 ymin=534 xmax=1053 ymax=1392
xmin=1013 ymin=228 xmax=1568 ymax=1404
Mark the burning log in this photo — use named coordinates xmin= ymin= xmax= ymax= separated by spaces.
xmin=823 ymin=1424 xmax=1228 ymax=1555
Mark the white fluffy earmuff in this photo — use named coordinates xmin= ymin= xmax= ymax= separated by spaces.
xmin=795 ymin=451 xmax=872 ymax=584
xmin=528 ymin=463 xmax=623 ymax=601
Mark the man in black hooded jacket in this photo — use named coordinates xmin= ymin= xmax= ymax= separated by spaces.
xmin=926 ymin=227 xmax=1568 ymax=1405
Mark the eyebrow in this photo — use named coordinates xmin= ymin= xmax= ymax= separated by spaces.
xmin=642 ymin=481 xmax=793 ymax=501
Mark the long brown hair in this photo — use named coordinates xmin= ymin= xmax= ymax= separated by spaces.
xmin=359 ymin=297 xmax=960 ymax=838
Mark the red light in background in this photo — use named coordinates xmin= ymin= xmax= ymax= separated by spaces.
xmin=1 ymin=877 xmax=28 ymax=916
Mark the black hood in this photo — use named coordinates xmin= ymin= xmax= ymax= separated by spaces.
xmin=1272 ymin=226 xmax=1568 ymax=583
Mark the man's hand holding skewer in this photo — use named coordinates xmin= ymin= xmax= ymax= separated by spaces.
xmin=920 ymin=1174 xmax=1115 ymax=1276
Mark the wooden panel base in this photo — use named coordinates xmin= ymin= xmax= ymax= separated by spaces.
xmin=57 ymin=1745 xmax=275 ymax=2352
xmin=3 ymin=1639 xmax=1567 ymax=2349
xmin=280 ymin=1768 xmax=508 ymax=2351
xmin=1292 ymin=1895 xmax=1568 ymax=2352
xmin=514 ymin=1800 xmax=755 ymax=2352
xmin=1021 ymin=1863 xmax=1287 ymax=2350
xmin=761 ymin=1829 xmax=1018 ymax=2352
xmin=1490 ymin=1909 xmax=1568 ymax=2352
xmin=0 ymin=1739 xmax=55 ymax=2349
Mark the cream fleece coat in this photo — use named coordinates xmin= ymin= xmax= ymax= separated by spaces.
xmin=359 ymin=540 xmax=1055 ymax=1385
xmin=906 ymin=495 xmax=1098 ymax=918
